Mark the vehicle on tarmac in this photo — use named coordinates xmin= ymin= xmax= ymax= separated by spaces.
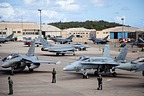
xmin=63 ymin=45 xmax=129 ymax=78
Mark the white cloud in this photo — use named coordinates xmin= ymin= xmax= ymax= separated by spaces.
xmin=114 ymin=16 xmax=126 ymax=24
xmin=0 ymin=3 xmax=15 ymax=20
xmin=23 ymin=0 xmax=50 ymax=7
xmin=42 ymin=10 xmax=63 ymax=19
xmin=91 ymin=0 xmax=105 ymax=7
xmin=56 ymin=0 xmax=80 ymax=11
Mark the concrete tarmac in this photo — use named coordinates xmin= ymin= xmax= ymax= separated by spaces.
xmin=0 ymin=41 xmax=144 ymax=96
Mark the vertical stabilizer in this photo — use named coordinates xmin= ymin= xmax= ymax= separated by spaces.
xmin=115 ymin=45 xmax=129 ymax=61
xmin=103 ymin=35 xmax=109 ymax=41
xmin=66 ymin=35 xmax=74 ymax=40
xmin=103 ymin=45 xmax=110 ymax=57
xmin=6 ymin=33 xmax=14 ymax=40
xmin=27 ymin=40 xmax=35 ymax=56
xmin=40 ymin=37 xmax=53 ymax=47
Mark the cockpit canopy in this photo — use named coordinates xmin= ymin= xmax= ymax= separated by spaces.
xmin=131 ymin=56 xmax=144 ymax=64
xmin=6 ymin=53 xmax=19 ymax=60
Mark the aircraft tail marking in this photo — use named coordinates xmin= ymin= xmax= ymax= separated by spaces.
xmin=6 ymin=33 xmax=14 ymax=40
xmin=66 ymin=35 xmax=74 ymax=40
xmin=103 ymin=35 xmax=109 ymax=41
xmin=115 ymin=45 xmax=129 ymax=61
xmin=103 ymin=45 xmax=110 ymax=57
xmin=27 ymin=40 xmax=35 ymax=56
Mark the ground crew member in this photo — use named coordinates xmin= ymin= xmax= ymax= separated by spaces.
xmin=8 ymin=77 xmax=13 ymax=95
xmin=52 ymin=68 xmax=56 ymax=83
xmin=141 ymin=46 xmax=144 ymax=51
xmin=97 ymin=75 xmax=102 ymax=90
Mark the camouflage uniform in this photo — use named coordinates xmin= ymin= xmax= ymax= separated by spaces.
xmin=8 ymin=77 xmax=13 ymax=95
xmin=52 ymin=68 xmax=56 ymax=83
xmin=97 ymin=75 xmax=102 ymax=90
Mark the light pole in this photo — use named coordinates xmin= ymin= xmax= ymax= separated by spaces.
xmin=38 ymin=9 xmax=42 ymax=36
xmin=121 ymin=18 xmax=124 ymax=38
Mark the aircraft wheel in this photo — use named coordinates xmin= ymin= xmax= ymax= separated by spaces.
xmin=112 ymin=72 xmax=117 ymax=77
xmin=83 ymin=75 xmax=89 ymax=79
xmin=29 ymin=69 xmax=33 ymax=72
xmin=94 ymin=71 xmax=98 ymax=76
xmin=142 ymin=71 xmax=144 ymax=76
xmin=73 ymin=53 xmax=75 ymax=56
xmin=62 ymin=53 xmax=65 ymax=56
xmin=56 ymin=53 xmax=59 ymax=56
xmin=83 ymin=48 xmax=86 ymax=50
xmin=36 ymin=45 xmax=39 ymax=47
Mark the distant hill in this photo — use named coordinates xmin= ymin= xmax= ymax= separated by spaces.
xmin=49 ymin=20 xmax=124 ymax=31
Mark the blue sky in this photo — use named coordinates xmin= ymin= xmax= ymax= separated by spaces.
xmin=0 ymin=0 xmax=144 ymax=28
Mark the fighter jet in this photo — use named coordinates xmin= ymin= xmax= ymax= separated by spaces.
xmin=71 ymin=42 xmax=90 ymax=51
xmin=63 ymin=45 xmax=129 ymax=78
xmin=40 ymin=38 xmax=76 ymax=56
xmin=50 ymin=35 xmax=74 ymax=44
xmin=116 ymin=56 xmax=144 ymax=76
xmin=0 ymin=40 xmax=60 ymax=75
xmin=0 ymin=33 xmax=14 ymax=43
xmin=132 ymin=37 xmax=144 ymax=48
xmin=89 ymin=35 xmax=109 ymax=44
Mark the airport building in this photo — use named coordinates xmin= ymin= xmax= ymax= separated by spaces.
xmin=97 ymin=26 xmax=139 ymax=42
xmin=62 ymin=27 xmax=96 ymax=42
xmin=0 ymin=21 xmax=143 ymax=42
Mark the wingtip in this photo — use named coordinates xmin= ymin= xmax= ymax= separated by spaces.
xmin=56 ymin=61 xmax=61 ymax=64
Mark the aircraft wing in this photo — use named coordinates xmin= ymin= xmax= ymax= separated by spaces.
xmin=20 ymin=55 xmax=60 ymax=64
xmin=29 ymin=60 xmax=61 ymax=64
xmin=80 ymin=62 xmax=118 ymax=66
xmin=94 ymin=38 xmax=102 ymax=43
xmin=136 ymin=64 xmax=144 ymax=71
xmin=48 ymin=47 xmax=75 ymax=52
xmin=103 ymin=45 xmax=110 ymax=57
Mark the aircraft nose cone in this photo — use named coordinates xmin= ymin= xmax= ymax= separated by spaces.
xmin=1 ymin=62 xmax=10 ymax=68
xmin=63 ymin=65 xmax=74 ymax=71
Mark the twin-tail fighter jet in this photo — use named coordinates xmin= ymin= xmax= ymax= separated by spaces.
xmin=0 ymin=33 xmax=14 ymax=43
xmin=63 ymin=45 xmax=129 ymax=78
xmin=116 ymin=56 xmax=144 ymax=76
xmin=50 ymin=35 xmax=74 ymax=44
xmin=132 ymin=37 xmax=144 ymax=48
xmin=1 ymin=40 xmax=60 ymax=75
xmin=40 ymin=38 xmax=76 ymax=56
xmin=89 ymin=35 xmax=109 ymax=44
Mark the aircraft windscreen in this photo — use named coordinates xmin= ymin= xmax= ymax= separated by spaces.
xmin=78 ymin=56 xmax=89 ymax=61
xmin=132 ymin=57 xmax=144 ymax=63
xmin=6 ymin=54 xmax=19 ymax=60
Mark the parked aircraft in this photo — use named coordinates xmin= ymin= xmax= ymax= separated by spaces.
xmin=132 ymin=37 xmax=144 ymax=48
xmin=89 ymin=35 xmax=109 ymax=44
xmin=63 ymin=45 xmax=129 ymax=78
xmin=50 ymin=35 xmax=74 ymax=44
xmin=40 ymin=38 xmax=76 ymax=56
xmin=0 ymin=40 xmax=60 ymax=75
xmin=116 ymin=56 xmax=144 ymax=76
xmin=71 ymin=42 xmax=90 ymax=51
xmin=0 ymin=33 xmax=14 ymax=43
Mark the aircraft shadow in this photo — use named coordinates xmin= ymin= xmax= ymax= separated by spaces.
xmin=0 ymin=69 xmax=52 ymax=76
